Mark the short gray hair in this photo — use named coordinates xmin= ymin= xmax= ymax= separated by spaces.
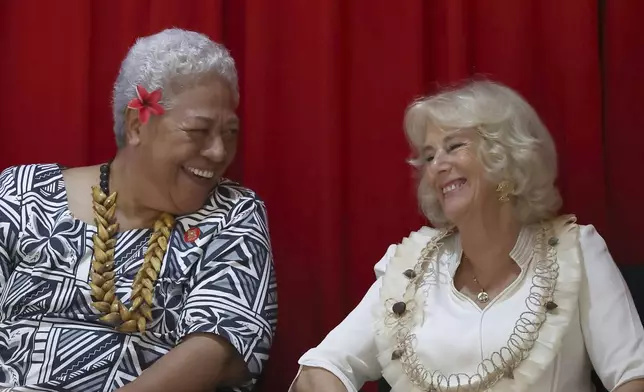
xmin=405 ymin=80 xmax=562 ymax=227
xmin=112 ymin=28 xmax=239 ymax=148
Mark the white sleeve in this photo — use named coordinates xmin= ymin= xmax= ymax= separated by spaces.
xmin=290 ymin=244 xmax=397 ymax=392
xmin=578 ymin=225 xmax=644 ymax=390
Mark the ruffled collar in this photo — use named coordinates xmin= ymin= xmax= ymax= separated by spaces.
xmin=446 ymin=225 xmax=537 ymax=277
xmin=373 ymin=215 xmax=583 ymax=392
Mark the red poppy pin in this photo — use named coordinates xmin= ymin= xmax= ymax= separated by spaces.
xmin=127 ymin=85 xmax=165 ymax=124
xmin=184 ymin=228 xmax=201 ymax=243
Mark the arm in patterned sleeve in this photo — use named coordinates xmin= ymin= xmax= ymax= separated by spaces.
xmin=0 ymin=166 xmax=21 ymax=293
xmin=119 ymin=195 xmax=277 ymax=392
xmin=177 ymin=195 xmax=276 ymax=388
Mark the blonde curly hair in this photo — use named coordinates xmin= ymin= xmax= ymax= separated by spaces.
xmin=405 ymin=80 xmax=562 ymax=227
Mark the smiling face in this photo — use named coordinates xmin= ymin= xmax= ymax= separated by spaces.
xmin=125 ymin=75 xmax=239 ymax=215
xmin=421 ymin=126 xmax=498 ymax=224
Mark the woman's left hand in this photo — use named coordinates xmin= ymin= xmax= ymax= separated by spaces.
xmin=115 ymin=333 xmax=243 ymax=392
xmin=614 ymin=379 xmax=644 ymax=392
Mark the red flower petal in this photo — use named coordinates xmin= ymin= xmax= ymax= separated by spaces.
xmin=139 ymin=108 xmax=151 ymax=124
xmin=135 ymin=85 xmax=149 ymax=101
xmin=148 ymin=102 xmax=165 ymax=116
xmin=184 ymin=228 xmax=201 ymax=243
xmin=127 ymin=98 xmax=144 ymax=110
xmin=147 ymin=89 xmax=163 ymax=104
xmin=130 ymin=85 xmax=164 ymax=122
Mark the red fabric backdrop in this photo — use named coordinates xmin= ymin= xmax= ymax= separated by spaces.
xmin=1 ymin=1 xmax=642 ymax=391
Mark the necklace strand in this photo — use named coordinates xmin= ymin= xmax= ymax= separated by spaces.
xmin=463 ymin=255 xmax=516 ymax=304
xmin=386 ymin=225 xmax=560 ymax=391
xmin=89 ymin=163 xmax=175 ymax=333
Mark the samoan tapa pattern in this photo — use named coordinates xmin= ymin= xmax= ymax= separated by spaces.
xmin=0 ymin=164 xmax=277 ymax=392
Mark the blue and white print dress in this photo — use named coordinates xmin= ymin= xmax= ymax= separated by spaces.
xmin=0 ymin=164 xmax=277 ymax=392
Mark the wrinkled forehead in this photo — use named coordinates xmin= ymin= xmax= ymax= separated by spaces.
xmin=167 ymin=78 xmax=238 ymax=120
xmin=422 ymin=125 xmax=479 ymax=148
xmin=404 ymin=98 xmax=485 ymax=150
xmin=406 ymin=106 xmax=468 ymax=146
xmin=175 ymin=110 xmax=239 ymax=129
xmin=168 ymin=73 xmax=238 ymax=108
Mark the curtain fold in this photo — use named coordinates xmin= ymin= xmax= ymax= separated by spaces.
xmin=603 ymin=0 xmax=644 ymax=266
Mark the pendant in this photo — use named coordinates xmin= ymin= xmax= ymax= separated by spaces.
xmin=477 ymin=290 xmax=489 ymax=303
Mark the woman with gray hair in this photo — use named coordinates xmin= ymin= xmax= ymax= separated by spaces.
xmin=291 ymin=81 xmax=644 ymax=392
xmin=0 ymin=29 xmax=276 ymax=392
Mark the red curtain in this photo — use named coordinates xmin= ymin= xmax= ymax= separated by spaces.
xmin=1 ymin=1 xmax=642 ymax=391
xmin=603 ymin=1 xmax=644 ymax=266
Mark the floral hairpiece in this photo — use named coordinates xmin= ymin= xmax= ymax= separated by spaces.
xmin=127 ymin=85 xmax=165 ymax=124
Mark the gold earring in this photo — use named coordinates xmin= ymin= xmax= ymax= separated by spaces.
xmin=496 ymin=180 xmax=513 ymax=202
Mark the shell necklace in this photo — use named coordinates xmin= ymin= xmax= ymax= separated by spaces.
xmin=89 ymin=162 xmax=175 ymax=333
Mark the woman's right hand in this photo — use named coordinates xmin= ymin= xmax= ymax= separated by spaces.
xmin=291 ymin=366 xmax=348 ymax=392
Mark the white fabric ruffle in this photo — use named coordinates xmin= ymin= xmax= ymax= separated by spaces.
xmin=374 ymin=216 xmax=582 ymax=392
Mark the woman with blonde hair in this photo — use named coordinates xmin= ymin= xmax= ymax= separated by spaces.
xmin=291 ymin=81 xmax=644 ymax=392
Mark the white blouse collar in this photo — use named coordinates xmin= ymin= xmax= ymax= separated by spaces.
xmin=451 ymin=224 xmax=536 ymax=271
xmin=509 ymin=225 xmax=536 ymax=265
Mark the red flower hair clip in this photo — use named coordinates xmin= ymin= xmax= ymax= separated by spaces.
xmin=127 ymin=85 xmax=165 ymax=124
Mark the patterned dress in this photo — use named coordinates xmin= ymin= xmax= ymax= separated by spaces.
xmin=0 ymin=164 xmax=277 ymax=392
